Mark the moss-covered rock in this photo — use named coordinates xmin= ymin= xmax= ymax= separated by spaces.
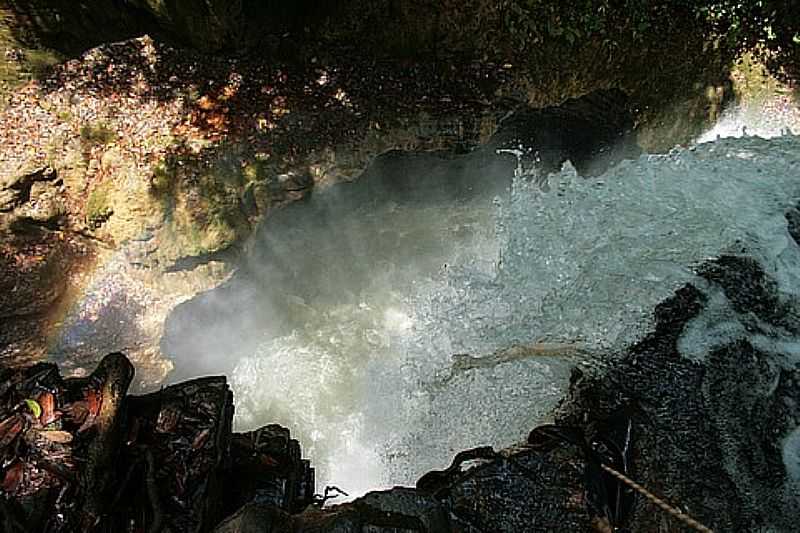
xmin=86 ymin=180 xmax=113 ymax=227
xmin=79 ymin=121 xmax=115 ymax=147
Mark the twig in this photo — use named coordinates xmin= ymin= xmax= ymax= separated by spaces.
xmin=0 ymin=497 xmax=27 ymax=533
xmin=108 ymin=458 xmax=142 ymax=511
xmin=313 ymin=485 xmax=349 ymax=506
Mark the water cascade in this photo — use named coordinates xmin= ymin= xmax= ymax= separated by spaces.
xmin=163 ymin=130 xmax=800 ymax=502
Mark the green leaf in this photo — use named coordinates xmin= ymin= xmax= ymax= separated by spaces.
xmin=24 ymin=398 xmax=42 ymax=419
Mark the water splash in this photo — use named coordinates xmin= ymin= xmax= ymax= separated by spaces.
xmin=697 ymin=58 xmax=800 ymax=143
xmin=231 ymin=135 xmax=800 ymax=498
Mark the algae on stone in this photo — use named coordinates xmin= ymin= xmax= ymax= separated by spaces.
xmin=79 ymin=122 xmax=116 ymax=147
xmin=86 ymin=180 xmax=114 ymax=227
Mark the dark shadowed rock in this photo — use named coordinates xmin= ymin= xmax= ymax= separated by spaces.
xmin=213 ymin=503 xmax=293 ymax=533
xmin=556 ymin=248 xmax=800 ymax=531
xmin=222 ymin=424 xmax=315 ymax=519
xmin=486 ymin=89 xmax=640 ymax=177
xmin=111 ymin=376 xmax=234 ymax=532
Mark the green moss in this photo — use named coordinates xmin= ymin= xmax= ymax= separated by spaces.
xmin=80 ymin=122 xmax=116 ymax=146
xmin=86 ymin=182 xmax=114 ymax=227
xmin=150 ymin=162 xmax=176 ymax=195
xmin=23 ymin=49 xmax=60 ymax=77
xmin=0 ymin=8 xmax=62 ymax=109
xmin=55 ymin=109 xmax=72 ymax=122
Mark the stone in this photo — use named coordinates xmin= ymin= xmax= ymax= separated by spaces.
xmin=222 ymin=425 xmax=315 ymax=518
xmin=16 ymin=181 xmax=65 ymax=225
xmin=0 ymin=167 xmax=57 ymax=214
xmin=555 ymin=248 xmax=800 ymax=531
xmin=0 ymin=188 xmax=19 ymax=212
xmin=212 ymin=503 xmax=293 ymax=533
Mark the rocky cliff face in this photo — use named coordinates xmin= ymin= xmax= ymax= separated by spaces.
xmin=0 ymin=0 xmax=741 ymax=386
xmin=0 ymin=32 xmax=643 ymax=387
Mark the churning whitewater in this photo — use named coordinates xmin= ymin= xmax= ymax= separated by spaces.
xmin=224 ymin=133 xmax=800 ymax=498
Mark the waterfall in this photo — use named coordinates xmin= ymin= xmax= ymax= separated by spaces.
xmin=225 ymin=134 xmax=800 ymax=499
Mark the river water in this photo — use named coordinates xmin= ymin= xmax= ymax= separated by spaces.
xmin=157 ymin=85 xmax=800 ymax=500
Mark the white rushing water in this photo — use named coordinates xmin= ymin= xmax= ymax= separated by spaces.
xmin=229 ymin=131 xmax=800 ymax=499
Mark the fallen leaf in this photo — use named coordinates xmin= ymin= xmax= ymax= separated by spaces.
xmin=1 ymin=461 xmax=24 ymax=493
xmin=77 ymin=388 xmax=102 ymax=433
xmin=0 ymin=416 xmax=24 ymax=447
xmin=192 ymin=428 xmax=210 ymax=450
xmin=36 ymin=392 xmax=57 ymax=425
xmin=197 ymin=95 xmax=216 ymax=110
xmin=24 ymin=399 xmax=42 ymax=419
xmin=260 ymin=455 xmax=279 ymax=467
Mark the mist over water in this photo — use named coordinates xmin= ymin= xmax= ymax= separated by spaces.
xmin=160 ymin=88 xmax=800 ymax=499
xmin=166 ymin=151 xmax=528 ymax=495
xmin=231 ymin=153 xmax=517 ymax=496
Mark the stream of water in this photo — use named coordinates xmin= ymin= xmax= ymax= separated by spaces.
xmin=156 ymin=86 xmax=800 ymax=500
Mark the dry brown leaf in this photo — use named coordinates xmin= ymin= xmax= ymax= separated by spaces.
xmin=37 ymin=391 xmax=58 ymax=425
xmin=1 ymin=461 xmax=24 ymax=493
xmin=39 ymin=430 xmax=73 ymax=444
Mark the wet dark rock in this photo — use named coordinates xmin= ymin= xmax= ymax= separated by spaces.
xmin=211 ymin=444 xmax=593 ymax=533
xmin=695 ymin=251 xmax=800 ymax=337
xmin=786 ymin=206 xmax=800 ymax=245
xmin=222 ymin=425 xmax=315 ymax=518
xmin=213 ymin=503 xmax=293 ymax=533
xmin=487 ymin=89 xmax=641 ymax=177
xmin=556 ymin=251 xmax=800 ymax=531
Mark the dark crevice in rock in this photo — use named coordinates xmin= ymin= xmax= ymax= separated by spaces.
xmin=0 ymin=167 xmax=57 ymax=210
xmin=485 ymin=89 xmax=641 ymax=177
xmin=9 ymin=216 xmax=63 ymax=234
xmin=163 ymin=244 xmax=242 ymax=274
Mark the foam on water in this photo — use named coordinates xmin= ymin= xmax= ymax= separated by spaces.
xmin=231 ymin=134 xmax=800 ymax=499
xmin=697 ymin=94 xmax=800 ymax=142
